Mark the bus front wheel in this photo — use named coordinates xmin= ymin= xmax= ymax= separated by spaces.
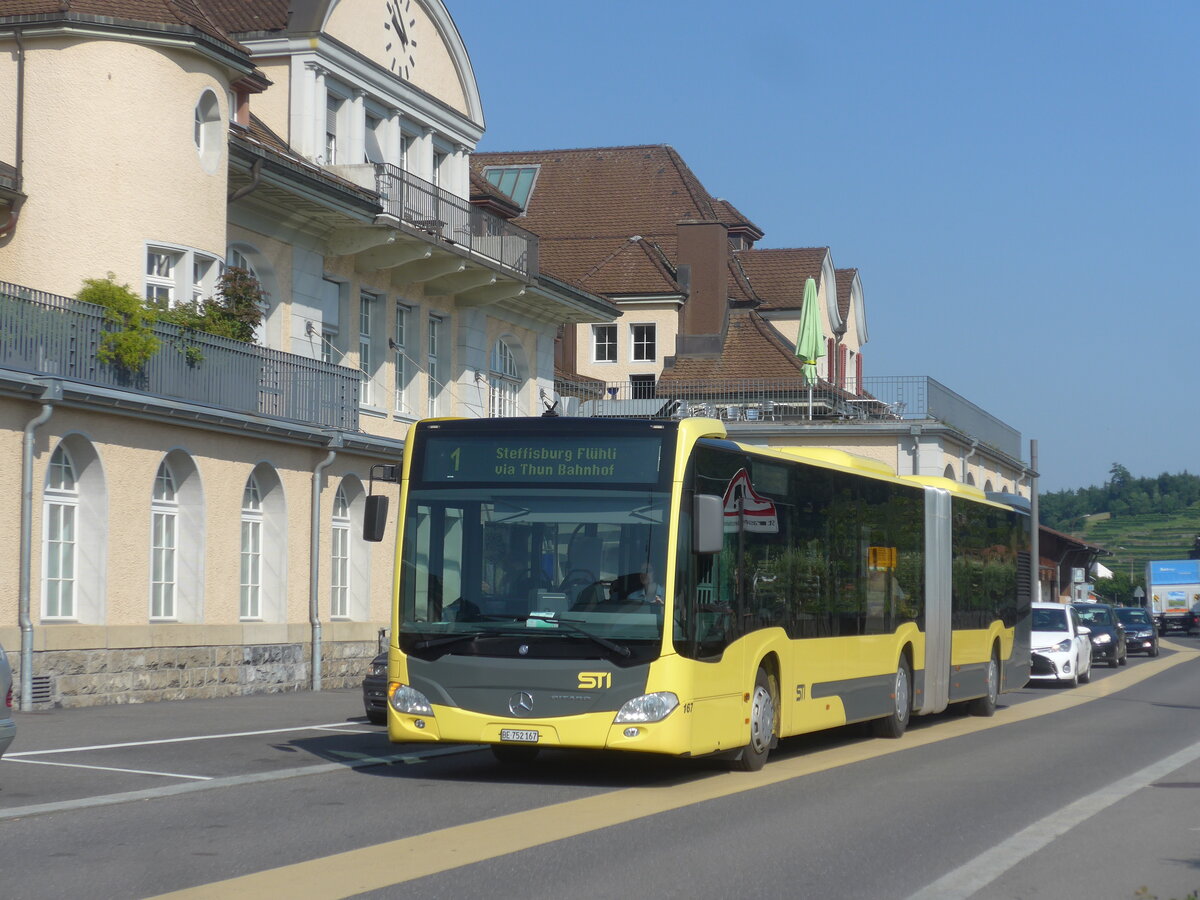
xmin=872 ymin=658 xmax=912 ymax=738
xmin=732 ymin=667 xmax=779 ymax=772
xmin=968 ymin=650 xmax=1000 ymax=717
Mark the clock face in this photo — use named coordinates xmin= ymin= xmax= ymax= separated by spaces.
xmin=385 ymin=0 xmax=417 ymax=79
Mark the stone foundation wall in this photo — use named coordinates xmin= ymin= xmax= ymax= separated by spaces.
xmin=7 ymin=640 xmax=379 ymax=708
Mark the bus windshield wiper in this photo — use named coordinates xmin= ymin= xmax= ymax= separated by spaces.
xmin=522 ymin=614 xmax=632 ymax=658
xmin=411 ymin=631 xmax=490 ymax=651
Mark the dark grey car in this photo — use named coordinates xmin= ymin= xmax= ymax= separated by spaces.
xmin=1073 ymin=602 xmax=1128 ymax=668
xmin=362 ymin=652 xmax=388 ymax=725
xmin=1115 ymin=606 xmax=1159 ymax=657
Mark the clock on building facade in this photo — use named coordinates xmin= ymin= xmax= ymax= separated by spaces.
xmin=385 ymin=0 xmax=417 ymax=78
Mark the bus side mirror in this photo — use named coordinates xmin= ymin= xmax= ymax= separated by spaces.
xmin=694 ymin=494 xmax=724 ymax=555
xmin=363 ymin=494 xmax=389 ymax=542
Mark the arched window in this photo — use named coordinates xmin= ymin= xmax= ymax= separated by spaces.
xmin=984 ymin=479 xmax=994 ymax=493
xmin=943 ymin=464 xmax=955 ymax=480
xmin=240 ymin=474 xmax=263 ymax=619
xmin=330 ymin=477 xmax=370 ymax=620
xmin=194 ymin=89 xmax=222 ymax=173
xmin=331 ymin=485 xmax=351 ymax=618
xmin=44 ymin=445 xmax=78 ymax=619
xmin=151 ymin=461 xmax=178 ymax=619
xmin=239 ymin=464 xmax=286 ymax=622
xmin=489 ymin=338 xmax=519 ymax=418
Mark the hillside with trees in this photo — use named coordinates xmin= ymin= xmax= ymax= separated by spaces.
xmin=1040 ymin=464 xmax=1200 ymax=603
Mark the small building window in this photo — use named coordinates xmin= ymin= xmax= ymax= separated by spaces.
xmin=482 ymin=165 xmax=540 ymax=209
xmin=489 ymin=338 xmax=520 ymax=418
xmin=194 ymin=89 xmax=222 ymax=172
xmin=593 ymin=325 xmax=617 ymax=363
xmin=631 ymin=323 xmax=656 ymax=361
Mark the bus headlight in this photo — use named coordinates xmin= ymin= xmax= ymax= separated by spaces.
xmin=388 ymin=683 xmax=433 ymax=715
xmin=614 ymin=692 xmax=679 ymax=723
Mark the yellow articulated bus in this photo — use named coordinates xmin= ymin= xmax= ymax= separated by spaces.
xmin=363 ymin=416 xmax=1032 ymax=770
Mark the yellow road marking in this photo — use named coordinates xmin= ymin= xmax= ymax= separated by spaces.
xmin=149 ymin=647 xmax=1199 ymax=900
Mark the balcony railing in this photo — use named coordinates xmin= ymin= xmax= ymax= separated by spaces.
xmin=0 ymin=282 xmax=360 ymax=431
xmin=374 ymin=164 xmax=538 ymax=277
xmin=553 ymin=374 xmax=1021 ymax=459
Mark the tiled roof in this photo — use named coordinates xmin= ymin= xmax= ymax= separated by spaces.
xmin=711 ymin=198 xmax=763 ymax=239
xmin=659 ymin=310 xmax=810 ymax=382
xmin=835 ymin=267 xmax=857 ymax=322
xmin=471 ymin=145 xmax=751 ymax=295
xmin=2 ymin=0 xmax=248 ymax=54
xmin=202 ymin=0 xmax=288 ymax=34
xmin=732 ymin=247 xmax=830 ymax=311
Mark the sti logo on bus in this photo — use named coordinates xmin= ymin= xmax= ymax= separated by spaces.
xmin=578 ymin=672 xmax=611 ymax=689
xmin=722 ymin=469 xmax=779 ymax=533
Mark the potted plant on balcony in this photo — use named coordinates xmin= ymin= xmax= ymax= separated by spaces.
xmin=78 ymin=275 xmax=159 ymax=383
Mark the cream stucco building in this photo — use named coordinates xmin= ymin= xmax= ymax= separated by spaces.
xmin=0 ymin=0 xmax=615 ymax=708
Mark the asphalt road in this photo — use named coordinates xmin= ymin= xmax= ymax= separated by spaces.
xmin=2 ymin=637 xmax=1198 ymax=900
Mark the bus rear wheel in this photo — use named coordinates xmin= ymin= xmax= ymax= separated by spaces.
xmin=732 ymin=667 xmax=778 ymax=772
xmin=872 ymin=658 xmax=912 ymax=738
xmin=968 ymin=650 xmax=1000 ymax=717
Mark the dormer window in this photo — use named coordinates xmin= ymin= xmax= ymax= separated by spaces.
xmin=483 ymin=165 xmax=540 ymax=210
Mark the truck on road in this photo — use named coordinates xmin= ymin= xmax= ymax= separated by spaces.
xmin=1146 ymin=559 xmax=1200 ymax=635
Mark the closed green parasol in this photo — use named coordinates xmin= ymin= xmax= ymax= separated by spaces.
xmin=794 ymin=277 xmax=825 ymax=419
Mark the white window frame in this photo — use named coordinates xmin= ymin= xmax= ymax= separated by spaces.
xmin=631 ymin=323 xmax=657 ymax=362
xmin=145 ymin=244 xmax=221 ymax=306
xmin=43 ymin=445 xmax=78 ymax=620
xmin=394 ymin=301 xmax=412 ymax=414
xmin=240 ymin=475 xmax=263 ymax=620
xmin=428 ymin=314 xmax=442 ymax=417
xmin=150 ymin=460 xmax=178 ymax=620
xmin=593 ymin=324 xmax=617 ymax=363
xmin=331 ymin=486 xmax=351 ymax=619
xmin=359 ymin=291 xmax=378 ymax=407
xmin=489 ymin=338 xmax=520 ymax=418
xmin=325 ymin=91 xmax=345 ymax=165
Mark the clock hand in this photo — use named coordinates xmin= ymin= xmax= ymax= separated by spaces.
xmin=391 ymin=12 xmax=408 ymax=47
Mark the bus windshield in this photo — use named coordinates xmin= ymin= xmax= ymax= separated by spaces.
xmin=399 ymin=486 xmax=670 ymax=656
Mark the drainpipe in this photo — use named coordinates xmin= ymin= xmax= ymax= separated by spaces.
xmin=228 ymin=157 xmax=262 ymax=203
xmin=19 ymin=383 xmax=59 ymax=711
xmin=310 ymin=439 xmax=340 ymax=690
xmin=961 ymin=439 xmax=979 ymax=484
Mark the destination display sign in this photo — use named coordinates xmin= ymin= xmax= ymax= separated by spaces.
xmin=419 ymin=435 xmax=665 ymax=485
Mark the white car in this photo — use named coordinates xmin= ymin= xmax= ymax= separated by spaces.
xmin=0 ymin=639 xmax=14 ymax=758
xmin=1029 ymin=602 xmax=1092 ymax=686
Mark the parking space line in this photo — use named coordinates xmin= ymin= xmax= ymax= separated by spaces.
xmin=7 ymin=758 xmax=212 ymax=781
xmin=0 ymin=745 xmax=480 ymax=822
xmin=5 ymin=722 xmax=361 ymax=757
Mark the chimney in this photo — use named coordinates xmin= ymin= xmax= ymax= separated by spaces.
xmin=674 ymin=220 xmax=729 ymax=357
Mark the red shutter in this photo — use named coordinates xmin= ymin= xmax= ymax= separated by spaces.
xmin=826 ymin=338 xmax=835 ymax=381
xmin=838 ymin=345 xmax=847 ymax=388
xmin=856 ymin=353 xmax=863 ymax=394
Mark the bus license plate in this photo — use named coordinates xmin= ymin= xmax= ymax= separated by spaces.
xmin=499 ymin=729 xmax=539 ymax=743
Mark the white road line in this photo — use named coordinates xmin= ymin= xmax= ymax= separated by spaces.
xmin=0 ymin=745 xmax=480 ymax=821
xmin=5 ymin=722 xmax=359 ymax=757
xmin=7 ymin=758 xmax=212 ymax=781
xmin=910 ymin=737 xmax=1200 ymax=900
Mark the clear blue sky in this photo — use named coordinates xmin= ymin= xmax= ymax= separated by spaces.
xmin=448 ymin=0 xmax=1199 ymax=493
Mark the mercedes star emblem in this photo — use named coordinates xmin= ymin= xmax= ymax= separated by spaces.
xmin=508 ymin=691 xmax=534 ymax=716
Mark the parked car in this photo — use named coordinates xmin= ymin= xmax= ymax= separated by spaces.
xmin=362 ymin=652 xmax=388 ymax=725
xmin=1072 ymin=602 xmax=1128 ymax=668
xmin=1030 ymin=602 xmax=1093 ymax=686
xmin=1 ymin=639 xmax=15 ymax=759
xmin=1115 ymin=606 xmax=1159 ymax=657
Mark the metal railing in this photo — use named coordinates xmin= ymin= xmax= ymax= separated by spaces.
xmin=0 ymin=282 xmax=360 ymax=430
xmin=553 ymin=374 xmax=1020 ymax=458
xmin=374 ymin=164 xmax=538 ymax=277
